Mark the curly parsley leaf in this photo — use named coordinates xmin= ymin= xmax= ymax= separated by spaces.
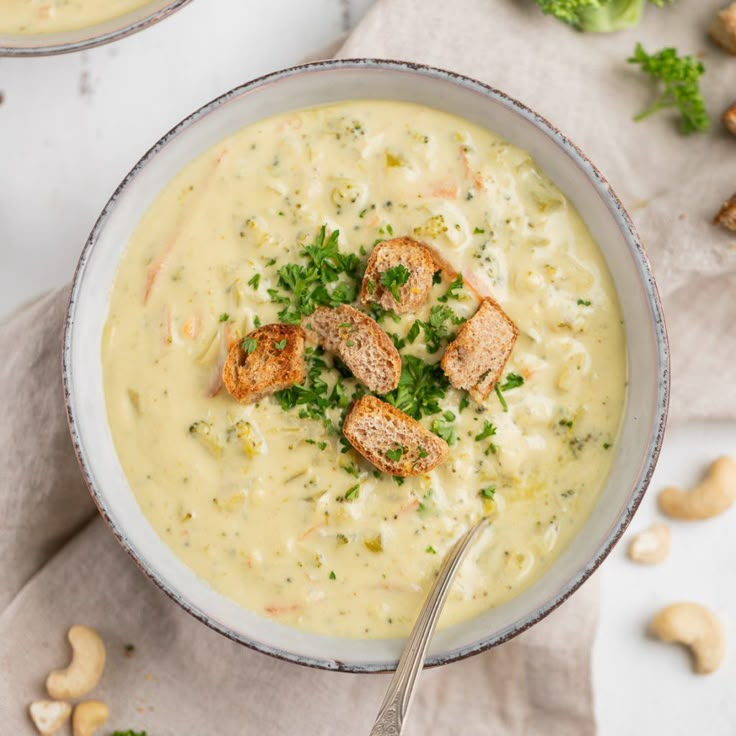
xmin=384 ymin=355 xmax=450 ymax=420
xmin=628 ymin=42 xmax=710 ymax=135
xmin=380 ymin=264 xmax=411 ymax=301
xmin=269 ymin=226 xmax=363 ymax=322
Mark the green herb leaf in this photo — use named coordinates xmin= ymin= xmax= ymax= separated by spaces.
xmin=425 ymin=545 xmax=437 ymax=554
xmin=384 ymin=356 xmax=450 ymax=420
xmin=386 ymin=446 xmax=405 ymax=462
xmin=438 ymin=273 xmax=464 ymax=303
xmin=273 ymin=339 xmax=287 ymax=351
xmin=431 ymin=417 xmax=458 ymax=445
xmin=242 ymin=337 xmax=258 ymax=354
xmin=380 ymin=264 xmax=411 ymax=302
xmin=499 ymin=373 xmax=525 ymax=391
xmin=248 ymin=273 xmax=261 ymax=289
xmin=480 ymin=486 xmax=495 ymax=499
xmin=475 ymin=421 xmax=497 ymax=441
xmin=345 ymin=484 xmax=360 ymax=502
xmin=628 ymin=42 xmax=710 ymax=135
xmin=329 ymin=570 xmax=337 ymax=580
xmin=219 ymin=312 xmax=229 ymax=322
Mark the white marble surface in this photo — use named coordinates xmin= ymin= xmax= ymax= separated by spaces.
xmin=1 ymin=2 xmax=733 ymax=734
xmin=0 ymin=0 xmax=374 ymax=318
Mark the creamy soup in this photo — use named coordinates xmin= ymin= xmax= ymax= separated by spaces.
xmin=0 ymin=0 xmax=152 ymax=35
xmin=102 ymin=101 xmax=627 ymax=639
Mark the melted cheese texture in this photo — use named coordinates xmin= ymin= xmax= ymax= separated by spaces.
xmin=0 ymin=0 xmax=152 ymax=35
xmin=102 ymin=101 xmax=626 ymax=639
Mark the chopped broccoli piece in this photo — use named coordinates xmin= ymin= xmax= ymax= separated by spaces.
xmin=534 ymin=0 xmax=672 ymax=33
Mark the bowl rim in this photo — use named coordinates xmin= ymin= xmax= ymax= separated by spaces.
xmin=0 ymin=0 xmax=192 ymax=56
xmin=62 ymin=57 xmax=670 ymax=673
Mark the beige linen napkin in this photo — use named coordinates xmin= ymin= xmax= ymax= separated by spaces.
xmin=1 ymin=2 xmax=735 ymax=734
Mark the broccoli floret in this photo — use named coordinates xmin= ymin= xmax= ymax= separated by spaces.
xmin=534 ymin=0 xmax=672 ymax=32
xmin=188 ymin=420 xmax=224 ymax=456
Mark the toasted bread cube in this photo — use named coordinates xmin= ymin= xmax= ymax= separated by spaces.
xmin=714 ymin=194 xmax=736 ymax=231
xmin=222 ymin=323 xmax=306 ymax=404
xmin=303 ymin=305 xmax=401 ymax=394
xmin=711 ymin=2 xmax=736 ymax=54
xmin=360 ymin=237 xmax=438 ymax=314
xmin=723 ymin=103 xmax=736 ymax=136
xmin=342 ymin=395 xmax=449 ymax=476
xmin=441 ymin=297 xmax=519 ymax=402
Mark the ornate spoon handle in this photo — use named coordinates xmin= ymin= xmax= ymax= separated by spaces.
xmin=369 ymin=516 xmax=491 ymax=736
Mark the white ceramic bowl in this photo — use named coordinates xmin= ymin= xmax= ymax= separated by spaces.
xmin=63 ymin=60 xmax=669 ymax=672
xmin=0 ymin=0 xmax=191 ymax=56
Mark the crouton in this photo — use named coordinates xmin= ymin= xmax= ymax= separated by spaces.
xmin=723 ymin=103 xmax=736 ymax=136
xmin=714 ymin=194 xmax=736 ymax=231
xmin=303 ymin=305 xmax=401 ymax=393
xmin=342 ymin=395 xmax=449 ymax=476
xmin=711 ymin=2 xmax=736 ymax=54
xmin=441 ymin=297 xmax=519 ymax=402
xmin=360 ymin=237 xmax=438 ymax=314
xmin=222 ymin=323 xmax=306 ymax=404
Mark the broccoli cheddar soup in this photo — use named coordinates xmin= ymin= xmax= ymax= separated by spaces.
xmin=102 ymin=101 xmax=627 ymax=639
xmin=0 ymin=0 xmax=152 ymax=35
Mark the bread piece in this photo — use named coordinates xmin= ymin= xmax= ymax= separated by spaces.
xmin=342 ymin=395 xmax=449 ymax=476
xmin=723 ymin=103 xmax=736 ymax=136
xmin=303 ymin=305 xmax=401 ymax=393
xmin=714 ymin=194 xmax=736 ymax=231
xmin=360 ymin=237 xmax=438 ymax=314
xmin=222 ymin=323 xmax=305 ymax=404
xmin=711 ymin=2 xmax=736 ymax=54
xmin=441 ymin=297 xmax=519 ymax=402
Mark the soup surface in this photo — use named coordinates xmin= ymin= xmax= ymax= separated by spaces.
xmin=0 ymin=0 xmax=153 ymax=35
xmin=102 ymin=101 xmax=626 ymax=639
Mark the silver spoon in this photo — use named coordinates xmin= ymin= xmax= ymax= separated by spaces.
xmin=369 ymin=516 xmax=491 ymax=735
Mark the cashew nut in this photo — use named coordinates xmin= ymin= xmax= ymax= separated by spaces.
xmin=46 ymin=625 xmax=106 ymax=700
xmin=72 ymin=701 xmax=109 ymax=736
xmin=658 ymin=456 xmax=736 ymax=520
xmin=650 ymin=602 xmax=726 ymax=674
xmin=627 ymin=523 xmax=671 ymax=564
xmin=29 ymin=700 xmax=71 ymax=736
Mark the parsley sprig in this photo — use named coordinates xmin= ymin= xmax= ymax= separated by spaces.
xmin=628 ymin=43 xmax=710 ymax=135
xmin=268 ymin=226 xmax=363 ymax=323
xmin=276 ymin=347 xmax=363 ymax=434
xmin=380 ymin=264 xmax=411 ymax=301
xmin=384 ymin=355 xmax=450 ymax=420
xmin=494 ymin=373 xmax=525 ymax=412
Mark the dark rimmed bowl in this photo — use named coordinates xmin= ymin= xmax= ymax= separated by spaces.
xmin=63 ymin=59 xmax=669 ymax=673
xmin=0 ymin=0 xmax=192 ymax=56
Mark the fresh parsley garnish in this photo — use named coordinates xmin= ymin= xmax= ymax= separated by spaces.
xmin=577 ymin=298 xmax=591 ymax=306
xmin=432 ymin=411 xmax=458 ymax=445
xmin=268 ymin=225 xmax=362 ymax=323
xmin=425 ymin=545 xmax=437 ymax=554
xmin=242 ymin=336 xmax=258 ymax=354
xmin=384 ymin=356 xmax=450 ymax=420
xmin=329 ymin=570 xmax=337 ymax=580
xmin=499 ymin=373 xmax=525 ymax=391
xmin=628 ymin=43 xmax=710 ymax=135
xmin=475 ymin=421 xmax=497 ymax=441
xmin=380 ymin=264 xmax=411 ymax=301
xmin=480 ymin=486 xmax=495 ymax=499
xmin=494 ymin=373 xmax=524 ymax=412
xmin=438 ymin=273 xmax=464 ymax=303
xmin=386 ymin=446 xmax=405 ymax=462
xmin=273 ymin=339 xmax=287 ymax=350
xmin=248 ymin=273 xmax=261 ymax=289
xmin=276 ymin=347 xmax=359 ymax=434
xmin=219 ymin=312 xmax=229 ymax=322
xmin=345 ymin=484 xmax=360 ymax=501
